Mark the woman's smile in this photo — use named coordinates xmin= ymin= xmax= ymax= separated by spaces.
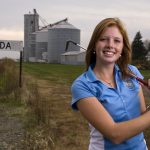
xmin=102 ymin=49 xmax=116 ymax=57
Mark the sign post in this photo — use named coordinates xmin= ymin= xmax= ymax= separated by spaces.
xmin=0 ymin=40 xmax=23 ymax=88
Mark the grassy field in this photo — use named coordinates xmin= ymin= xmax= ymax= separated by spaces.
xmin=22 ymin=63 xmax=150 ymax=149
xmin=23 ymin=63 xmax=85 ymax=85
xmin=23 ymin=62 xmax=150 ymax=82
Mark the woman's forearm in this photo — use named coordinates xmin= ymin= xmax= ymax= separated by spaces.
xmin=110 ymin=110 xmax=150 ymax=144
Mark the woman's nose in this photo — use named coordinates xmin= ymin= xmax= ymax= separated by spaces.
xmin=107 ymin=39 xmax=114 ymax=48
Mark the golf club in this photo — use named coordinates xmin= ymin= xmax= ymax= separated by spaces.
xmin=65 ymin=40 xmax=86 ymax=51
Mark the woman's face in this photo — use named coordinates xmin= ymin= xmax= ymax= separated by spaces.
xmin=95 ymin=26 xmax=123 ymax=65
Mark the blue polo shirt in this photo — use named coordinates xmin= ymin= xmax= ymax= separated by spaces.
xmin=71 ymin=64 xmax=147 ymax=150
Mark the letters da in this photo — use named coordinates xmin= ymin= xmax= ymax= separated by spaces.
xmin=0 ymin=42 xmax=11 ymax=50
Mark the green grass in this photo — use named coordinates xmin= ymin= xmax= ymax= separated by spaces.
xmin=23 ymin=63 xmax=150 ymax=83
xmin=140 ymin=70 xmax=150 ymax=79
xmin=23 ymin=63 xmax=85 ymax=85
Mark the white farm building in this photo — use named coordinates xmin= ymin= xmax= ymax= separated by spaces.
xmin=61 ymin=51 xmax=86 ymax=65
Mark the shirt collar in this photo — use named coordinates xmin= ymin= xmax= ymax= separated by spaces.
xmin=86 ymin=64 xmax=97 ymax=82
xmin=114 ymin=64 xmax=120 ymax=72
xmin=86 ymin=64 xmax=120 ymax=83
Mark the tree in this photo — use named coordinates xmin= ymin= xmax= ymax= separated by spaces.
xmin=131 ymin=31 xmax=148 ymax=61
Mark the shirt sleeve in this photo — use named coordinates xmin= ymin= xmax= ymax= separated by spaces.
xmin=128 ymin=65 xmax=144 ymax=79
xmin=71 ymin=80 xmax=95 ymax=110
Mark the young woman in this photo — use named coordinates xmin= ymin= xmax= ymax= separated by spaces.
xmin=71 ymin=18 xmax=150 ymax=150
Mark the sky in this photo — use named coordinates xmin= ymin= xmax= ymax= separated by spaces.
xmin=0 ymin=0 xmax=150 ymax=58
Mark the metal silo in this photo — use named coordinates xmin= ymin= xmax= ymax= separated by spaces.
xmin=35 ymin=29 xmax=48 ymax=61
xmin=47 ymin=18 xmax=80 ymax=63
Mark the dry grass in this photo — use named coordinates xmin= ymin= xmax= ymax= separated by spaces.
xmin=21 ymin=75 xmax=89 ymax=149
xmin=0 ymin=58 xmax=19 ymax=97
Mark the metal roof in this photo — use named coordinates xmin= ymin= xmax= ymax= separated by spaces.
xmin=61 ymin=50 xmax=85 ymax=56
xmin=48 ymin=21 xmax=78 ymax=29
xmin=38 ymin=18 xmax=79 ymax=30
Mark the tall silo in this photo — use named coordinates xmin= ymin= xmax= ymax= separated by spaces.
xmin=47 ymin=18 xmax=80 ymax=63
xmin=24 ymin=9 xmax=39 ymax=61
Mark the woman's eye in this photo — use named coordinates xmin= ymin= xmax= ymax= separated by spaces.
xmin=114 ymin=40 xmax=121 ymax=43
xmin=99 ymin=38 xmax=106 ymax=41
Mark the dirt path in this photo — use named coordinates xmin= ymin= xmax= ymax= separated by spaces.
xmin=0 ymin=103 xmax=25 ymax=150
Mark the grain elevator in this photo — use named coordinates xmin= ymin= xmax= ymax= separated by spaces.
xmin=24 ymin=9 xmax=81 ymax=64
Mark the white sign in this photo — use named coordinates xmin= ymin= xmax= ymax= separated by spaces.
xmin=0 ymin=40 xmax=23 ymax=51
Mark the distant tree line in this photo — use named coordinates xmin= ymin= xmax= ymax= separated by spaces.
xmin=131 ymin=31 xmax=150 ymax=69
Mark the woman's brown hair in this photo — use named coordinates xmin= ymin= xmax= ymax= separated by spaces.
xmin=85 ymin=18 xmax=132 ymax=79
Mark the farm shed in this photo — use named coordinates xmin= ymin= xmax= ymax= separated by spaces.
xmin=60 ymin=50 xmax=86 ymax=65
